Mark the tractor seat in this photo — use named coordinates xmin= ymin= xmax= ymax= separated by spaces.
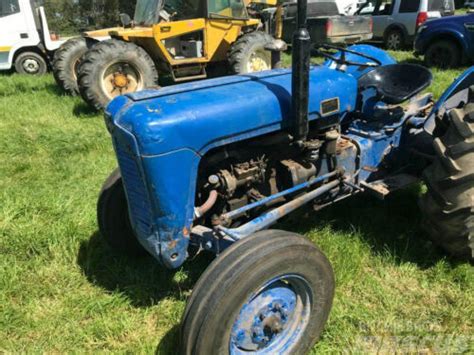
xmin=358 ymin=64 xmax=432 ymax=105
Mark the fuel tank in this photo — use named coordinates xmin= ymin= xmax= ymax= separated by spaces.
xmin=105 ymin=66 xmax=358 ymax=157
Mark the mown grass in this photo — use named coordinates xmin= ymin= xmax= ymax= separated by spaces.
xmin=0 ymin=50 xmax=473 ymax=353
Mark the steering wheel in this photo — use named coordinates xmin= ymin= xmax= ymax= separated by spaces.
xmin=315 ymin=44 xmax=382 ymax=67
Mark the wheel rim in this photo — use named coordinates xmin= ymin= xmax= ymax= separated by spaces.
xmin=230 ymin=274 xmax=312 ymax=354
xmin=246 ymin=50 xmax=271 ymax=73
xmin=387 ymin=33 xmax=401 ymax=50
xmin=72 ymin=58 xmax=82 ymax=81
xmin=101 ymin=62 xmax=143 ymax=99
xmin=22 ymin=58 xmax=40 ymax=74
xmin=431 ymin=47 xmax=452 ymax=68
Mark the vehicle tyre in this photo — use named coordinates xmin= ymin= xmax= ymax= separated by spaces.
xmin=420 ymin=89 xmax=474 ymax=260
xmin=424 ymin=40 xmax=461 ymax=69
xmin=14 ymin=51 xmax=47 ymax=75
xmin=228 ymin=31 xmax=274 ymax=74
xmin=53 ymin=37 xmax=92 ymax=95
xmin=384 ymin=29 xmax=404 ymax=51
xmin=97 ymin=168 xmax=148 ymax=256
xmin=181 ymin=230 xmax=335 ymax=354
xmin=78 ymin=39 xmax=159 ymax=110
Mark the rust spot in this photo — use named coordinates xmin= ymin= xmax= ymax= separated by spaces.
xmin=362 ymin=166 xmax=378 ymax=172
xmin=182 ymin=227 xmax=190 ymax=237
xmin=168 ymin=240 xmax=178 ymax=249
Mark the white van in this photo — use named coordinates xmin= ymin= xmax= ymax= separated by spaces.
xmin=356 ymin=0 xmax=455 ymax=50
xmin=0 ymin=0 xmax=65 ymax=74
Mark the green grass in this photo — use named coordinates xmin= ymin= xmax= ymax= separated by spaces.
xmin=0 ymin=51 xmax=473 ymax=353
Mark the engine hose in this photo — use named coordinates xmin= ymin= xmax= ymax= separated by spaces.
xmin=194 ymin=190 xmax=218 ymax=219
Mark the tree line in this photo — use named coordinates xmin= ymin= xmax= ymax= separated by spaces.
xmin=44 ymin=0 xmax=137 ymax=35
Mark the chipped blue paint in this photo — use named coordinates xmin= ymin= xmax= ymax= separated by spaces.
xmin=230 ymin=275 xmax=312 ymax=354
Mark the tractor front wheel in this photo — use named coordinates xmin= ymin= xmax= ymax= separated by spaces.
xmin=181 ymin=230 xmax=335 ymax=354
xmin=53 ymin=37 xmax=92 ymax=95
xmin=97 ymin=168 xmax=147 ymax=256
xmin=420 ymin=89 xmax=474 ymax=260
xmin=78 ymin=39 xmax=159 ymax=110
xmin=228 ymin=32 xmax=274 ymax=74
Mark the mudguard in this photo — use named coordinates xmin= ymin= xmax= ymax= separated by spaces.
xmin=424 ymin=67 xmax=474 ymax=134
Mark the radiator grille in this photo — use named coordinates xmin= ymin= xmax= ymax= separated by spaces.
xmin=115 ymin=143 xmax=153 ymax=238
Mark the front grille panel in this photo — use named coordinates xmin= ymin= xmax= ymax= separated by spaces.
xmin=115 ymin=142 xmax=153 ymax=238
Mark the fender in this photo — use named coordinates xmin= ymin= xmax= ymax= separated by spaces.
xmin=420 ymin=27 xmax=468 ymax=55
xmin=424 ymin=67 xmax=474 ymax=134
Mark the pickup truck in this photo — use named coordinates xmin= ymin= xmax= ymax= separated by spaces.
xmin=414 ymin=14 xmax=474 ymax=68
xmin=262 ymin=0 xmax=373 ymax=45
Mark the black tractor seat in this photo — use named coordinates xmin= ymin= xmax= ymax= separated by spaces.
xmin=358 ymin=64 xmax=433 ymax=105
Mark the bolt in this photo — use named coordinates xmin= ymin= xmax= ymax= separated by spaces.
xmin=208 ymin=174 xmax=219 ymax=185
xmin=205 ymin=241 xmax=213 ymax=249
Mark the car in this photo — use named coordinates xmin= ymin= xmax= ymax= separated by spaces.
xmin=415 ymin=13 xmax=474 ymax=68
xmin=356 ymin=0 xmax=455 ymax=50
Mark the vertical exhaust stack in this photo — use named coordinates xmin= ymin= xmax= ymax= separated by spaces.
xmin=291 ymin=0 xmax=311 ymax=143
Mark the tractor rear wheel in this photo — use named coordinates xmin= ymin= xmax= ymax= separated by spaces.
xmin=420 ymin=90 xmax=474 ymax=260
xmin=181 ymin=230 xmax=335 ymax=354
xmin=228 ymin=31 xmax=274 ymax=74
xmin=97 ymin=168 xmax=147 ymax=256
xmin=78 ymin=39 xmax=159 ymax=110
xmin=53 ymin=37 xmax=92 ymax=95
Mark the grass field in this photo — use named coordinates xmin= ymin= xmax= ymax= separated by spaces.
xmin=0 ymin=50 xmax=473 ymax=353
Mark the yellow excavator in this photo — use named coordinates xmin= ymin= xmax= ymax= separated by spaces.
xmin=53 ymin=0 xmax=285 ymax=110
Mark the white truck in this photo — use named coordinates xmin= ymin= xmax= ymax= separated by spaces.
xmin=0 ymin=0 xmax=65 ymax=74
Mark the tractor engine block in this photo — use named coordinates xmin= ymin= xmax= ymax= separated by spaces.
xmin=194 ymin=131 xmax=348 ymax=226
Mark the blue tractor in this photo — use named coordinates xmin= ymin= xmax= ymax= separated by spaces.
xmin=97 ymin=0 xmax=474 ymax=352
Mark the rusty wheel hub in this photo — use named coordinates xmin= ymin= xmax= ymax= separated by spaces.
xmin=112 ymin=72 xmax=129 ymax=88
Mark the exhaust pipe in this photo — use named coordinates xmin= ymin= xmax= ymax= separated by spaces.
xmin=291 ymin=0 xmax=311 ymax=143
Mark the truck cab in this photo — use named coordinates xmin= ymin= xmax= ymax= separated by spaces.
xmin=0 ymin=0 xmax=65 ymax=74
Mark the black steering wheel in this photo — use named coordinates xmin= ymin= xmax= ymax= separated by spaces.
xmin=314 ymin=44 xmax=382 ymax=67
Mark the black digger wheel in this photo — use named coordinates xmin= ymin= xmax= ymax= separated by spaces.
xmin=97 ymin=168 xmax=147 ymax=256
xmin=78 ymin=39 xmax=158 ymax=110
xmin=14 ymin=52 xmax=47 ymax=75
xmin=53 ymin=37 xmax=92 ymax=95
xmin=424 ymin=40 xmax=461 ymax=69
xmin=420 ymin=89 xmax=474 ymax=260
xmin=180 ymin=230 xmax=335 ymax=354
xmin=228 ymin=31 xmax=274 ymax=74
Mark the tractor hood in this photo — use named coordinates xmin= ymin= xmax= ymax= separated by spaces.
xmin=105 ymin=66 xmax=359 ymax=157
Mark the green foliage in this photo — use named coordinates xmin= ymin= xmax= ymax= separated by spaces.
xmin=0 ymin=51 xmax=473 ymax=352
xmin=44 ymin=0 xmax=138 ymax=35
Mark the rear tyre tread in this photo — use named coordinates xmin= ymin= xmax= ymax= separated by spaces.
xmin=52 ymin=37 xmax=91 ymax=95
xmin=78 ymin=39 xmax=158 ymax=110
xmin=228 ymin=31 xmax=274 ymax=74
xmin=421 ymin=90 xmax=474 ymax=259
